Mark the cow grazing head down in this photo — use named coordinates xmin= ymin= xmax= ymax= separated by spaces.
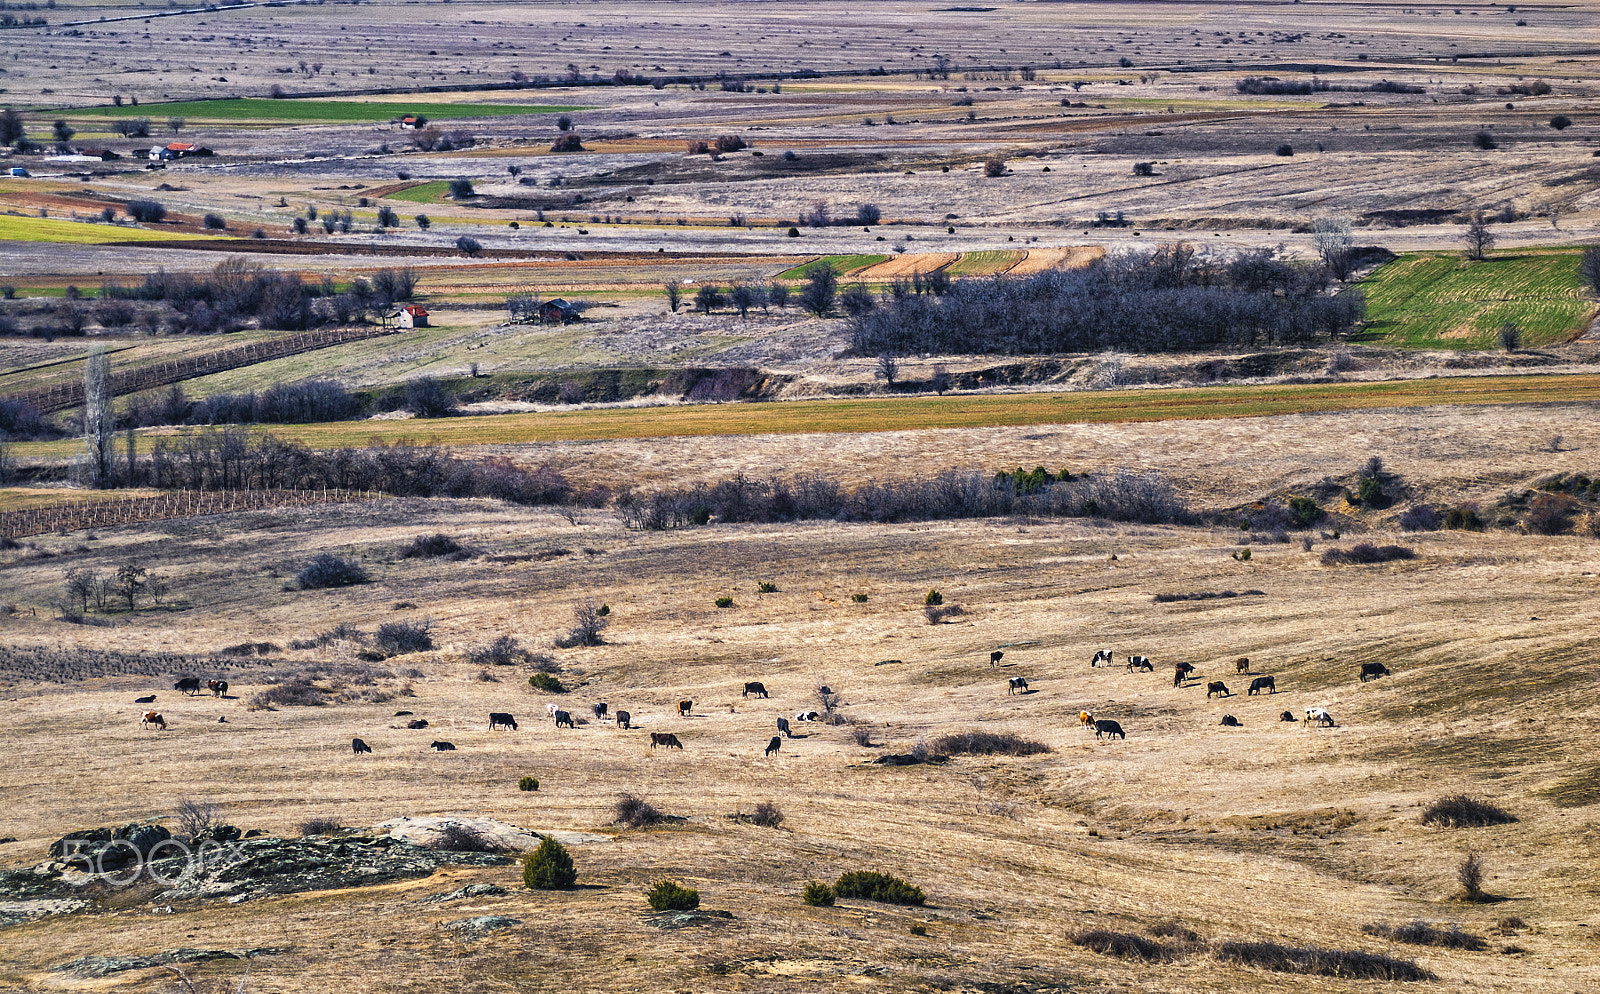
xmin=489 ymin=712 xmax=517 ymax=731
xmin=174 ymin=677 xmax=201 ymax=696
xmin=650 ymin=732 xmax=683 ymax=750
xmin=553 ymin=710 xmax=574 ymax=729
xmin=765 ymin=735 xmax=782 ymax=757
xmin=1220 ymin=714 xmax=1241 ymax=727
xmin=352 ymin=737 xmax=372 ymax=754
xmin=1206 ymin=681 xmax=1230 ymax=698
xmin=431 ymin=741 xmax=456 ymax=751
xmin=615 ymin=710 xmax=632 ymax=729
xmin=141 ymin=711 xmax=166 ymax=730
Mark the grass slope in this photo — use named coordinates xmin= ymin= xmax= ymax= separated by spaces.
xmin=1357 ymin=251 xmax=1597 ymax=349
xmin=68 ymin=99 xmax=586 ymax=123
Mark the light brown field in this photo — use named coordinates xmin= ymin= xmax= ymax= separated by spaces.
xmin=1006 ymin=245 xmax=1107 ymax=275
xmin=853 ymin=252 xmax=960 ymax=279
xmin=2 ymin=403 xmax=1600 ymax=992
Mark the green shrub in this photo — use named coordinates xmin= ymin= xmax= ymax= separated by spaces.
xmin=834 ymin=870 xmax=925 ymax=906
xmin=715 ymin=596 xmax=734 ymax=608
xmin=1232 ymin=548 xmax=1251 ymax=561
xmin=528 ymin=673 xmax=566 ymax=693
xmin=1357 ymin=476 xmax=1382 ymax=504
xmin=851 ymin=593 xmax=868 ymax=603
xmin=757 ymin=582 xmax=778 ymax=593
xmin=924 ymin=589 xmax=942 ymax=606
xmin=802 ymin=880 xmax=836 ymax=906
xmin=596 ymin=604 xmax=610 ymax=616
xmin=522 ymin=838 xmax=576 ymax=890
xmin=518 ymin=776 xmax=539 ymax=792
xmin=1287 ymin=496 xmax=1322 ymax=527
xmin=1445 ymin=505 xmax=1485 ymax=531
xmin=645 ymin=879 xmax=700 ymax=911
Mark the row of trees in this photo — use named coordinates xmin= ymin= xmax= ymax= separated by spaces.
xmin=616 ymin=466 xmax=1191 ymax=529
xmin=846 ymin=244 xmax=1366 ymax=355
xmin=93 ymin=261 xmax=419 ymax=333
xmin=665 ymin=280 xmax=789 ymax=317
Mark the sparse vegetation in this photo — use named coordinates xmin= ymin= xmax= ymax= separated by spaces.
xmin=528 ymin=673 xmax=567 ymax=693
xmin=298 ymin=816 xmax=341 ymax=836
xmin=374 ymin=620 xmax=433 ymax=655
xmin=1362 ymin=920 xmax=1488 ymax=950
xmin=518 ymin=776 xmax=539 ymax=792
xmin=400 ymin=534 xmax=465 ymax=559
xmin=1321 ymin=543 xmax=1416 ymax=565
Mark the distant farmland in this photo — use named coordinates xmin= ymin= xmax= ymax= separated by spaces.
xmin=69 ymin=98 xmax=587 ymax=124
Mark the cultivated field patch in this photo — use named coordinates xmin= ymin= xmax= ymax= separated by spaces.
xmin=69 ymin=99 xmax=586 ymax=124
xmin=1357 ymin=252 xmax=1596 ymax=350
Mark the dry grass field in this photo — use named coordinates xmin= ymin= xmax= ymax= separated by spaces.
xmin=2 ymin=404 xmax=1600 ymax=992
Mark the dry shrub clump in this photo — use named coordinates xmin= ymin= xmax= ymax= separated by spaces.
xmin=249 ymin=680 xmax=328 ymax=709
xmin=429 ymin=823 xmax=502 ymax=853
xmin=928 ymin=730 xmax=1050 ymax=757
xmin=745 ymin=801 xmax=784 ymax=828
xmin=374 ymin=620 xmax=433 ymax=655
xmin=295 ymin=553 xmax=369 ymax=589
xmin=613 ymin=793 xmax=666 ymax=828
xmin=400 ymin=533 xmax=469 ymax=559
xmin=1211 ymin=940 xmax=1433 ymax=980
xmin=1152 ymin=589 xmax=1263 ymax=603
xmin=1362 ymin=920 xmax=1488 ymax=951
xmin=1420 ymin=795 xmax=1518 ymax=828
xmin=924 ymin=602 xmax=965 ymax=624
xmin=1071 ymin=930 xmax=1181 ymax=962
xmin=299 ymin=816 xmax=341 ymax=836
xmin=1321 ymin=543 xmax=1415 ymax=566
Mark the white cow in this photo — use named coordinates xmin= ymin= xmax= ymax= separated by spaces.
xmin=794 ymin=710 xmax=820 ymax=722
xmin=1090 ymin=649 xmax=1114 ymax=667
xmin=1305 ymin=707 xmax=1334 ymax=728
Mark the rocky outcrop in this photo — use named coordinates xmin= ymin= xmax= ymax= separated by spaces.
xmin=54 ymin=947 xmax=281 ymax=977
xmin=443 ymin=915 xmax=521 ymax=939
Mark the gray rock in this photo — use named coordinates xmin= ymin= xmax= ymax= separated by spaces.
xmin=645 ymin=909 xmax=736 ymax=930
xmin=443 ymin=915 xmax=521 ymax=939
xmin=425 ymin=883 xmax=507 ymax=903
xmin=55 ymin=947 xmax=281 ymax=977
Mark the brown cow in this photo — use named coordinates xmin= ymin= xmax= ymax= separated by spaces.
xmin=141 ymin=710 xmax=166 ymax=730
xmin=1206 ymin=681 xmax=1230 ymax=698
xmin=208 ymin=679 xmax=229 ymax=698
xmin=1234 ymin=657 xmax=1251 ymax=674
xmin=650 ymin=732 xmax=683 ymax=750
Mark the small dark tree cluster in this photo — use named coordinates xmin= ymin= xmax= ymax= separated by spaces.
xmin=296 ymin=553 xmax=370 ymax=590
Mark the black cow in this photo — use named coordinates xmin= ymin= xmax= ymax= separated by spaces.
xmin=1094 ymin=719 xmax=1126 ymax=740
xmin=743 ymin=682 xmax=769 ymax=698
xmin=1206 ymin=681 xmax=1230 ymax=698
xmin=1280 ymin=710 xmax=1298 ymax=722
xmin=489 ymin=712 xmax=517 ymax=730
xmin=1007 ymin=676 xmax=1029 ymax=695
xmin=1248 ymin=676 xmax=1276 ymax=696
xmin=1360 ymin=662 xmax=1391 ymax=682
xmin=135 ymin=695 xmax=156 ymax=704
xmin=650 ymin=732 xmax=682 ymax=750
xmin=553 ymin=710 xmax=574 ymax=729
xmin=776 ymin=716 xmax=792 ymax=738
xmin=765 ymin=735 xmax=782 ymax=757
xmin=990 ymin=650 xmax=1004 ymax=667
xmin=616 ymin=710 xmax=632 ymax=729
xmin=352 ymin=738 xmax=372 ymax=754
xmin=1220 ymin=714 xmax=1242 ymax=727
xmin=431 ymin=741 xmax=456 ymax=751
xmin=394 ymin=710 xmax=413 ymax=717
xmin=407 ymin=719 xmax=429 ymax=729
xmin=592 ymin=702 xmax=608 ymax=721
xmin=174 ymin=677 xmax=201 ymax=696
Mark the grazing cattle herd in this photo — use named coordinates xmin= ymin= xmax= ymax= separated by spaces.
xmin=133 ymin=649 xmax=1383 ymax=761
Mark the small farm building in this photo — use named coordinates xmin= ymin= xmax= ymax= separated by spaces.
xmin=391 ymin=304 xmax=430 ymax=328
xmin=539 ymin=298 xmax=580 ymax=324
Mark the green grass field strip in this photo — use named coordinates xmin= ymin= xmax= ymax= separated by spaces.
xmin=13 ymin=374 xmax=1600 ymax=460
xmin=947 ymin=250 xmax=1026 ymax=276
xmin=0 ymin=214 xmax=206 ymax=245
xmin=777 ymin=255 xmax=889 ymax=279
xmin=1357 ymin=251 xmax=1595 ymax=350
xmin=67 ymin=99 xmax=588 ymax=123
xmin=383 ymin=181 xmax=453 ymax=204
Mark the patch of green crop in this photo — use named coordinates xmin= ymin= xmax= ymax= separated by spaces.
xmin=0 ymin=214 xmax=202 ymax=244
xmin=776 ymin=254 xmax=888 ymax=279
xmin=1355 ymin=251 xmax=1596 ymax=349
xmin=384 ymin=181 xmax=453 ymax=204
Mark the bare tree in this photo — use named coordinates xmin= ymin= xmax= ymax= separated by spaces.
xmin=115 ymin=562 xmax=147 ymax=612
xmin=1579 ymin=245 xmax=1600 ymax=296
xmin=166 ymin=116 xmax=185 ymax=135
xmin=814 ymin=677 xmax=843 ymax=721
xmin=83 ymin=346 xmax=114 ymax=488
xmin=664 ymin=281 xmax=682 ymax=313
xmin=1462 ymin=210 xmax=1495 ymax=261
xmin=876 ymin=353 xmax=899 ymax=385
xmin=1311 ymin=214 xmax=1355 ymax=280
xmin=560 ymin=598 xmax=609 ymax=647
xmin=1457 ymin=850 xmax=1486 ymax=900
xmin=174 ymin=797 xmax=218 ymax=840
